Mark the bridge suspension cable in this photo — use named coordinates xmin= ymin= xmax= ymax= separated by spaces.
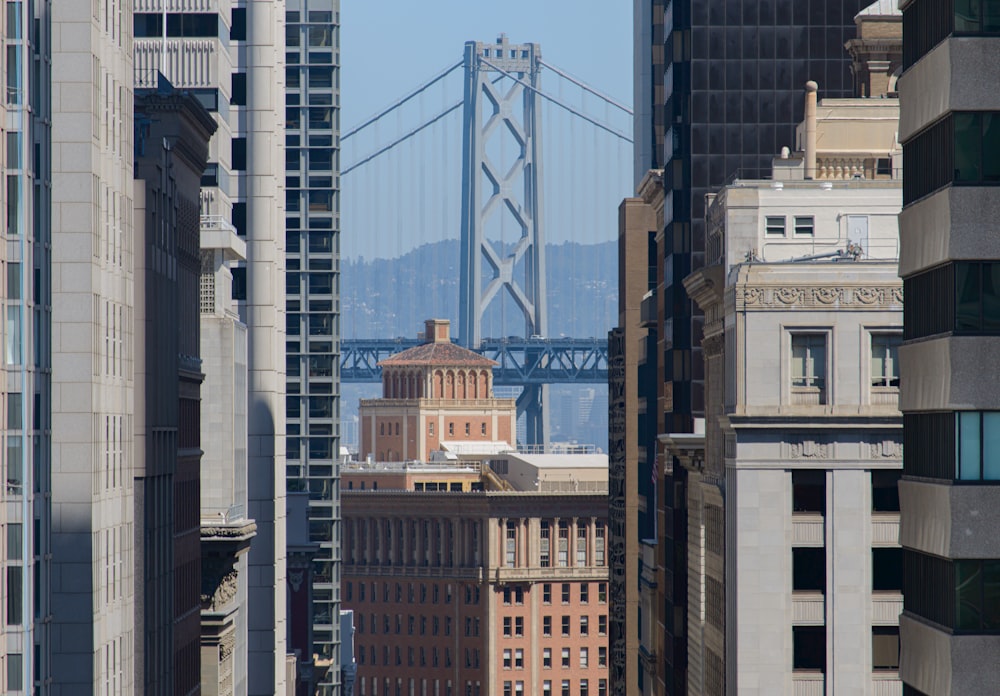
xmin=538 ymin=59 xmax=633 ymax=115
xmin=479 ymin=58 xmax=632 ymax=143
xmin=341 ymin=59 xmax=463 ymax=141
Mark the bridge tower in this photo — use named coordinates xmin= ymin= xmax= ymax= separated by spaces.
xmin=459 ymin=35 xmax=549 ymax=445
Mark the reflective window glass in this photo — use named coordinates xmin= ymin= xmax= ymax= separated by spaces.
xmin=958 ymin=411 xmax=982 ymax=480
xmin=954 ymin=113 xmax=982 ymax=182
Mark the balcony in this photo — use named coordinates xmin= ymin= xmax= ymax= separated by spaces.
xmin=792 ymin=592 xmax=825 ymax=625
xmin=792 ymin=672 xmax=824 ymax=696
xmin=872 ymin=513 xmax=900 ymax=547
xmin=792 ymin=514 xmax=824 ymax=546
xmin=872 ymin=592 xmax=903 ymax=625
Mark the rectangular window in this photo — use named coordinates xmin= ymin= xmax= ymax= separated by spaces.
xmin=872 ymin=470 xmax=902 ymax=512
xmin=543 ymin=648 xmax=552 ymax=668
xmin=7 ymin=392 xmax=22 ymax=429
xmin=580 ymin=584 xmax=589 ymax=603
xmin=6 ymin=566 xmax=22 ymax=624
xmin=562 ymin=681 xmax=570 ymax=696
xmin=562 ymin=583 xmax=570 ymax=604
xmin=873 ymin=548 xmax=904 ymax=592
xmin=543 ymin=615 xmax=552 ymax=636
xmin=558 ymin=521 xmax=569 ymax=567
xmin=765 ymin=215 xmax=785 ymax=235
xmin=514 ymin=649 xmax=523 ymax=669
xmin=791 ymin=333 xmax=826 ymax=403
xmin=598 ymin=615 xmax=607 ymax=635
xmin=579 ymin=647 xmax=589 ymax=668
xmin=872 ymin=627 xmax=900 ymax=669
xmin=561 ymin=648 xmax=570 ymax=668
xmin=540 ymin=521 xmax=551 ymax=567
xmin=503 ymin=650 xmax=511 ymax=669
xmin=595 ymin=523 xmax=605 ymax=565
xmin=794 ymin=216 xmax=815 ymax=235
xmin=543 ymin=583 xmax=551 ymax=603
xmin=598 ymin=647 xmax=607 ymax=667
xmin=514 ymin=617 xmax=523 ymax=637
xmin=561 ymin=615 xmax=570 ymax=637
xmin=506 ymin=521 xmax=517 ymax=566
xmin=793 ymin=547 xmax=826 ymax=592
xmin=957 ymin=411 xmax=1000 ymax=480
xmin=955 ymin=559 xmax=1000 ymax=631
xmin=792 ymin=470 xmax=825 ymax=515
xmin=503 ymin=617 xmax=511 ymax=637
xmin=871 ymin=334 xmax=901 ymax=387
xmin=7 ymin=653 xmax=21 ymax=691
xmin=793 ymin=626 xmax=826 ymax=671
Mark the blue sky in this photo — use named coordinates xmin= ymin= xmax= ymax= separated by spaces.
xmin=340 ymin=0 xmax=633 ymax=129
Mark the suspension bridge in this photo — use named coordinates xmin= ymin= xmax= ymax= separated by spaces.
xmin=341 ymin=35 xmax=632 ymax=445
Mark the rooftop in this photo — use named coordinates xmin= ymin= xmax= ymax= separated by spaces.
xmin=857 ymin=0 xmax=901 ymax=17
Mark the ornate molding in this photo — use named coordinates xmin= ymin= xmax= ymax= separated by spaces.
xmin=788 ymin=439 xmax=831 ymax=459
xmin=736 ymin=285 xmax=902 ymax=311
xmin=868 ymin=438 xmax=902 ymax=460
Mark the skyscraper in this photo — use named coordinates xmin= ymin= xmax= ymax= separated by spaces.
xmin=897 ymin=1 xmax=1000 ymax=693
xmin=283 ymin=2 xmax=343 ymax=692
xmin=649 ymin=3 xmax=871 ymax=692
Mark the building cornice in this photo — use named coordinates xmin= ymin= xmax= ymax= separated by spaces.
xmin=731 ymin=283 xmax=903 ymax=311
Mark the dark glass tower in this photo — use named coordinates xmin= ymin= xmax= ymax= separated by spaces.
xmin=285 ymin=2 xmax=342 ymax=694
xmin=655 ymin=2 xmax=869 ymax=693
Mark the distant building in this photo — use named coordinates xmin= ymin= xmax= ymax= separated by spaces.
xmin=345 ymin=320 xmax=609 ymax=696
xmin=358 ymin=319 xmax=517 ymax=462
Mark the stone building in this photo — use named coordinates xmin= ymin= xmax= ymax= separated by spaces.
xmin=358 ymin=319 xmax=517 ymax=463
xmin=677 ymin=82 xmax=904 ymax=693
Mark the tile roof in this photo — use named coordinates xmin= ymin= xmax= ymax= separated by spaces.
xmin=378 ymin=341 xmax=498 ymax=367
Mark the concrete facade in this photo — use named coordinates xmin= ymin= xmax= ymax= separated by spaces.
xmin=679 ymin=114 xmax=904 ymax=693
xmin=50 ymin=2 xmax=138 ymax=691
xmin=897 ymin=2 xmax=1000 ymax=693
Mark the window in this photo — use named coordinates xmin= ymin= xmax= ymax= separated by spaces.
xmin=598 ymin=680 xmax=607 ymax=696
xmin=580 ymin=584 xmax=589 ymax=603
xmin=791 ymin=333 xmax=827 ymax=402
xmin=449 ymin=423 xmax=454 ymax=436
xmin=562 ymin=681 xmax=571 ymax=696
xmin=598 ymin=583 xmax=607 ymax=603
xmin=595 ymin=523 xmax=606 ymax=565
xmin=598 ymin=615 xmax=607 ymax=635
xmin=561 ymin=648 xmax=570 ymax=668
xmin=794 ymin=216 xmax=815 ymax=235
xmin=872 ymin=470 xmax=902 ymax=512
xmin=955 ymin=112 xmax=1000 ymax=184
xmin=873 ymin=548 xmax=904 ymax=592
xmin=543 ymin=615 xmax=552 ymax=636
xmin=540 ymin=521 xmax=551 ymax=567
xmin=793 ymin=626 xmax=826 ymax=671
xmin=579 ymin=647 xmax=589 ymax=668
xmin=871 ymin=334 xmax=901 ymax=387
xmin=792 ymin=470 xmax=826 ymax=514
xmin=957 ymin=411 xmax=1000 ymax=480
xmin=561 ymin=615 xmax=570 ymax=636
xmin=231 ymin=73 xmax=247 ymax=106
xmin=558 ymin=522 xmax=569 ymax=566
xmin=598 ymin=647 xmax=607 ymax=668
xmin=543 ymin=648 xmax=552 ymax=668
xmin=873 ymin=627 xmax=900 ymax=669
xmin=956 ymin=262 xmax=1000 ymax=333
xmin=543 ymin=583 xmax=552 ymax=603
xmin=506 ymin=521 xmax=517 ymax=565
xmin=955 ymin=559 xmax=1000 ymax=631
xmin=562 ymin=583 xmax=571 ymax=604
xmin=503 ymin=617 xmax=512 ymax=637
xmin=514 ymin=649 xmax=523 ymax=669
xmin=543 ymin=681 xmax=552 ymax=696
xmin=6 ymin=566 xmax=21 ymax=625
xmin=503 ymin=588 xmax=512 ymax=605
xmin=503 ymin=650 xmax=512 ymax=669
xmin=230 ymin=7 xmax=246 ymax=40
xmin=580 ymin=615 xmax=589 ymax=635
xmin=232 ymin=137 xmax=247 ymax=171
xmin=515 ymin=617 xmax=524 ymax=637
xmin=577 ymin=525 xmax=588 ymax=566
xmin=503 ymin=682 xmax=512 ymax=696
xmin=793 ymin=548 xmax=826 ymax=593
xmin=765 ymin=215 xmax=785 ymax=235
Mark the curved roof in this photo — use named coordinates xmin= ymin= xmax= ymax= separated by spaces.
xmin=857 ymin=0 xmax=902 ymax=17
xmin=379 ymin=341 xmax=497 ymax=368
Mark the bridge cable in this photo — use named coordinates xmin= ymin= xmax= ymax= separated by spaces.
xmin=480 ymin=58 xmax=633 ymax=144
xmin=539 ymin=59 xmax=633 ymax=115
xmin=342 ymin=59 xmax=463 ymax=141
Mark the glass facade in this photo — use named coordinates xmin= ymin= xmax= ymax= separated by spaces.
xmin=2 ymin=1 xmax=50 ymax=689
xmin=661 ymin=0 xmax=868 ymax=431
xmin=285 ymin=2 xmax=342 ymax=693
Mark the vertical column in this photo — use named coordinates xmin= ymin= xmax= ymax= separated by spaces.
xmin=245 ymin=1 xmax=288 ymax=692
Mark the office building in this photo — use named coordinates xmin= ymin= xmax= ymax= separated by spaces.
xmin=283 ymin=3 xmax=343 ymax=691
xmin=343 ymin=466 xmax=609 ymax=696
xmin=608 ymin=171 xmax=662 ymax=696
xmin=133 ymin=2 xmax=291 ymax=692
xmin=132 ymin=84 xmax=217 ymax=696
xmin=50 ymin=2 xmax=139 ymax=691
xmin=897 ymin=0 xmax=1000 ymax=693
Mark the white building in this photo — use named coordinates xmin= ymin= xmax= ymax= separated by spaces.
xmin=675 ymin=90 xmax=905 ymax=694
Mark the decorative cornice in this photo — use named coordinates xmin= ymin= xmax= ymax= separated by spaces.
xmin=734 ymin=285 xmax=902 ymax=310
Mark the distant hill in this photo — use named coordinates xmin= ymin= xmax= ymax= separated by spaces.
xmin=341 ymin=238 xmax=617 ymax=340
